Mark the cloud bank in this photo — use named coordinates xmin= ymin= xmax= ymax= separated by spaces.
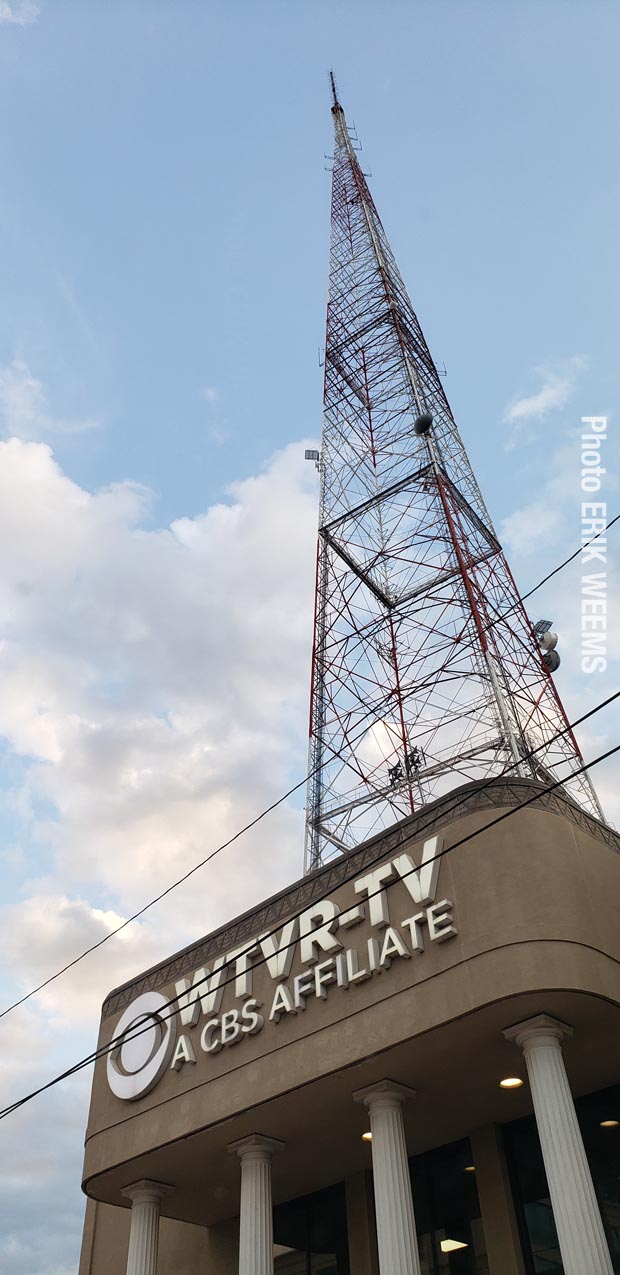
xmin=0 ymin=433 xmax=318 ymax=1271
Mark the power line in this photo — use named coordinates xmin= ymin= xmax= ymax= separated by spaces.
xmin=0 ymin=772 xmax=310 ymax=1024
xmin=1 ymin=514 xmax=617 ymax=1025
xmin=520 ymin=513 xmax=619 ymax=606
xmin=103 ymin=723 xmax=620 ymax=1052
xmin=2 ymin=736 xmax=617 ymax=1121
xmin=1 ymin=725 xmax=617 ymax=1124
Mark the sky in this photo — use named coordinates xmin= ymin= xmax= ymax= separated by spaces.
xmin=0 ymin=1 xmax=618 ymax=1272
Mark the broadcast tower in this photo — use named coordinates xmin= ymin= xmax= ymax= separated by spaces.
xmin=304 ymin=77 xmax=604 ymax=872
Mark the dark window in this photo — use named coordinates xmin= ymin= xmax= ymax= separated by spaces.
xmin=409 ymin=1137 xmax=489 ymax=1273
xmin=504 ymin=1083 xmax=620 ymax=1273
xmin=273 ymin=1181 xmax=349 ymax=1274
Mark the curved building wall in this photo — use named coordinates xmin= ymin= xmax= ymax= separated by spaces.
xmin=80 ymin=778 xmax=620 ymax=1237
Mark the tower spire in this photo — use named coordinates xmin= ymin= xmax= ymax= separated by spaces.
xmin=329 ymin=69 xmax=340 ymax=110
xmin=304 ymin=89 xmax=604 ymax=872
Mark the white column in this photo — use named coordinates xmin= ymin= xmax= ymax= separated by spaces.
xmin=121 ymin=1180 xmax=172 ymax=1275
xmin=504 ymin=1014 xmax=613 ymax=1275
xmin=228 ymin=1133 xmax=285 ymax=1275
xmin=354 ymin=1080 xmax=420 ymax=1275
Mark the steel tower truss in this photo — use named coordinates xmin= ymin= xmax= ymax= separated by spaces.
xmin=304 ymin=81 xmax=604 ymax=872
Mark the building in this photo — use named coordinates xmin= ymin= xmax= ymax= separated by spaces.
xmin=78 ymin=88 xmax=619 ymax=1275
xmin=79 ymin=778 xmax=620 ymax=1275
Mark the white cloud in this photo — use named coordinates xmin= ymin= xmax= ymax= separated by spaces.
xmin=0 ymin=432 xmax=318 ymax=973
xmin=202 ymin=385 xmax=219 ymax=403
xmin=504 ymin=372 xmax=572 ymax=423
xmin=500 ymin=499 xmax=563 ymax=557
xmin=502 ymin=356 xmax=586 ymax=448
xmin=0 ymin=1 xmax=39 ymax=26
xmin=0 ymin=893 xmax=163 ymax=1026
xmin=0 ymin=432 xmax=319 ymax=1271
xmin=0 ymin=360 xmax=99 ymax=439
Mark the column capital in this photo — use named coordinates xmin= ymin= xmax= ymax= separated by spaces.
xmin=503 ymin=1013 xmax=574 ymax=1051
xmin=228 ymin=1132 xmax=285 ymax=1162
xmin=121 ymin=1179 xmax=173 ymax=1206
xmin=353 ymin=1078 xmax=417 ymax=1110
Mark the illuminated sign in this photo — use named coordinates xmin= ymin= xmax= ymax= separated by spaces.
xmin=107 ymin=835 xmax=456 ymax=1100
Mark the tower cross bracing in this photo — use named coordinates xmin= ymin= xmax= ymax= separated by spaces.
xmin=304 ymin=79 xmax=604 ymax=872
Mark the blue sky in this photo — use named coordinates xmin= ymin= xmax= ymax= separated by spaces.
xmin=0 ymin=3 xmax=618 ymax=1273
xmin=2 ymin=0 xmax=618 ymax=523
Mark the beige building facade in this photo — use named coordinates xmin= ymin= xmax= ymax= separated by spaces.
xmin=79 ymin=777 xmax=620 ymax=1275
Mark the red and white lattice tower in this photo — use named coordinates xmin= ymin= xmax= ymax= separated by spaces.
xmin=304 ymin=77 xmax=605 ymax=872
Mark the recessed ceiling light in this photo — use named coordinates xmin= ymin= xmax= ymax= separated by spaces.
xmin=500 ymin=1077 xmax=524 ymax=1089
xmin=600 ymin=1120 xmax=619 ymax=1128
xmin=464 ymin=1165 xmax=476 ymax=1173
xmin=362 ymin=1131 xmax=373 ymax=1142
xmin=440 ymin=1239 xmax=468 ymax=1253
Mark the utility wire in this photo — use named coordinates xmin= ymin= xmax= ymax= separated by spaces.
xmin=0 ymin=514 xmax=617 ymax=1025
xmin=520 ymin=513 xmax=618 ymax=606
xmin=0 ymin=773 xmax=312 ymax=1022
xmin=98 ymin=719 xmax=620 ymax=1054
xmin=0 ymin=724 xmax=617 ymax=1124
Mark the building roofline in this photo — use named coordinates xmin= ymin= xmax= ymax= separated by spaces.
xmin=101 ymin=776 xmax=619 ymax=1020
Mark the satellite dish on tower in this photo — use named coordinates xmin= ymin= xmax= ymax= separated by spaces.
xmin=535 ymin=620 xmax=561 ymax=672
xmin=414 ymin=412 xmax=433 ymax=436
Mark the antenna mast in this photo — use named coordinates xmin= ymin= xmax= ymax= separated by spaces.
xmin=304 ymin=81 xmax=604 ymax=872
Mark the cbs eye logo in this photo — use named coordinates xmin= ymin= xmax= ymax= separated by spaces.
xmin=107 ymin=992 xmax=177 ymax=1101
